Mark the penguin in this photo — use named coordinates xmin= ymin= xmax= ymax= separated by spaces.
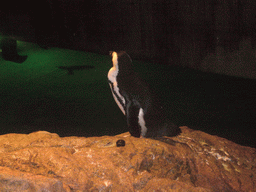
xmin=107 ymin=51 xmax=180 ymax=138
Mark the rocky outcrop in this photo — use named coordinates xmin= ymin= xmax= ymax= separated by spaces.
xmin=201 ymin=39 xmax=256 ymax=79
xmin=0 ymin=126 xmax=255 ymax=191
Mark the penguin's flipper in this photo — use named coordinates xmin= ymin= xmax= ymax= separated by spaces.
xmin=126 ymin=101 xmax=141 ymax=138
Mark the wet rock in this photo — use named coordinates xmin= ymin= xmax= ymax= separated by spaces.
xmin=0 ymin=127 xmax=255 ymax=191
xmin=0 ymin=38 xmax=28 ymax=63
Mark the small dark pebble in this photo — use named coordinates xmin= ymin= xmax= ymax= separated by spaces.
xmin=116 ymin=139 xmax=125 ymax=147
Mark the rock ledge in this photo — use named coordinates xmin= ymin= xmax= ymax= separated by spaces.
xmin=0 ymin=127 xmax=255 ymax=191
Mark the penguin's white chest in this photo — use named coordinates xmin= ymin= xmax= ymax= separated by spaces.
xmin=138 ymin=108 xmax=147 ymax=137
xmin=108 ymin=67 xmax=126 ymax=115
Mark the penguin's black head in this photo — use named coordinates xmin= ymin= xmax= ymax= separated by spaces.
xmin=111 ymin=51 xmax=133 ymax=72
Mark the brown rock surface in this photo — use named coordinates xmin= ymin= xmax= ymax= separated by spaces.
xmin=0 ymin=126 xmax=255 ymax=191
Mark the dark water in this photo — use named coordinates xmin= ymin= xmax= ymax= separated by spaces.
xmin=0 ymin=55 xmax=255 ymax=148
xmin=151 ymin=66 xmax=256 ymax=148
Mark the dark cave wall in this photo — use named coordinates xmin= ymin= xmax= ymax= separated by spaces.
xmin=1 ymin=0 xmax=256 ymax=71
